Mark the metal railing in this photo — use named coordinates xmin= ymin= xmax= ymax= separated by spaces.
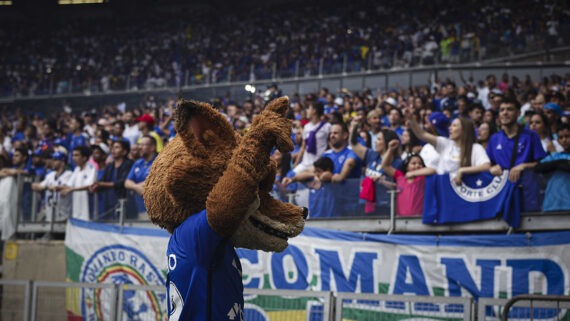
xmin=2 ymin=279 xmax=570 ymax=321
xmin=335 ymin=292 xmax=473 ymax=321
xmin=0 ymin=280 xmax=32 ymax=321
xmin=502 ymin=295 xmax=570 ymax=321
xmin=4 ymin=170 xmax=570 ymax=237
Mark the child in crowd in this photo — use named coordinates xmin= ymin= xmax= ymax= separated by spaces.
xmin=310 ymin=156 xmax=334 ymax=189
xmin=307 ymin=156 xmax=335 ymax=218
xmin=535 ymin=124 xmax=570 ymax=212
xmin=381 ymin=140 xmax=427 ymax=216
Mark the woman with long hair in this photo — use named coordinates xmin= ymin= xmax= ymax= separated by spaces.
xmin=407 ymin=110 xmax=491 ymax=185
xmin=529 ymin=112 xmax=556 ymax=153
xmin=400 ymin=128 xmax=423 ymax=161
xmin=477 ymin=121 xmax=497 ymax=149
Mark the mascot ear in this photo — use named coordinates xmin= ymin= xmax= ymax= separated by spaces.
xmin=174 ymin=99 xmax=237 ymax=157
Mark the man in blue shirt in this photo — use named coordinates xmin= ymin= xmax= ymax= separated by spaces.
xmin=486 ymin=98 xmax=547 ymax=212
xmin=486 ymin=98 xmax=547 ymax=182
xmin=125 ymin=135 xmax=157 ymax=219
xmin=66 ymin=116 xmax=88 ymax=168
xmin=321 ymin=122 xmax=361 ymax=181
xmin=321 ymin=122 xmax=361 ymax=216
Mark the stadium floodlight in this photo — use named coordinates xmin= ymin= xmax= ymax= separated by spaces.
xmin=245 ymin=84 xmax=256 ymax=94
xmin=58 ymin=0 xmax=105 ymax=4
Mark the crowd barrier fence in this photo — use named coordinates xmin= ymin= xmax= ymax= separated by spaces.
xmin=477 ymin=296 xmax=570 ymax=321
xmin=1 ymin=280 xmax=568 ymax=321
xmin=3 ymin=169 xmax=569 ymax=238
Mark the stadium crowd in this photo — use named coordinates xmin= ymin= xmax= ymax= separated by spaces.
xmin=0 ymin=69 xmax=569 ymax=239
xmin=1 ymin=0 xmax=569 ymax=97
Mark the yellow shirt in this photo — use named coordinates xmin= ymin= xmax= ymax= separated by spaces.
xmin=138 ymin=131 xmax=164 ymax=153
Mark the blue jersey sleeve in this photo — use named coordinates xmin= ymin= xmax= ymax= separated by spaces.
xmin=529 ymin=131 xmax=547 ymax=162
xmin=486 ymin=134 xmax=498 ymax=165
xmin=127 ymin=161 xmax=138 ymax=181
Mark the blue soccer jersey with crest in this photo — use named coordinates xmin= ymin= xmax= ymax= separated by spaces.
xmin=166 ymin=210 xmax=244 ymax=321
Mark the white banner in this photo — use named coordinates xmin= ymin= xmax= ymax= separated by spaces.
xmin=65 ymin=218 xmax=570 ymax=320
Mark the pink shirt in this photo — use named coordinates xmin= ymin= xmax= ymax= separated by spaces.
xmin=394 ymin=170 xmax=425 ymax=216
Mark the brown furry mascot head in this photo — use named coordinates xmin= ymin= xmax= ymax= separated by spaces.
xmin=144 ymin=97 xmax=306 ymax=252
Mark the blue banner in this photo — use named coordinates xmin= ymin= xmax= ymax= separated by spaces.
xmin=423 ymin=171 xmax=521 ymax=227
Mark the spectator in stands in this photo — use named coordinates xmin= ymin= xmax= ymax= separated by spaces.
xmin=306 ymin=156 xmax=336 ymax=218
xmin=30 ymin=148 xmax=48 ymax=180
xmin=90 ymin=140 xmax=134 ymax=219
xmin=477 ymin=121 xmax=497 ymax=150
xmin=60 ymin=146 xmax=98 ymax=221
xmin=400 ymin=129 xmax=423 ymax=161
xmin=125 ymin=135 xmax=157 ymax=219
xmin=90 ymin=143 xmax=109 ymax=172
xmin=66 ymin=116 xmax=88 ymax=167
xmin=304 ymin=122 xmax=361 ymax=217
xmin=122 ymin=111 xmax=141 ymax=147
xmin=440 ymin=83 xmax=458 ymax=112
xmin=535 ymin=124 xmax=570 ymax=211
xmin=366 ymin=109 xmax=383 ymax=151
xmin=478 ymin=74 xmax=497 ymax=110
xmin=543 ymin=102 xmax=563 ymax=141
xmin=381 ymin=140 xmax=426 ymax=216
xmin=407 ymin=110 xmax=491 ymax=185
xmin=487 ymin=98 xmax=547 ymax=211
xmin=469 ymin=102 xmax=485 ymax=127
xmin=31 ymin=151 xmax=72 ymax=222
xmin=110 ymin=120 xmax=128 ymax=145
xmin=0 ymin=147 xmax=30 ymax=178
xmin=350 ymin=116 xmax=400 ymax=214
xmin=304 ymin=122 xmax=361 ymax=183
xmin=529 ymin=112 xmax=557 ymax=153
xmin=290 ymin=102 xmax=331 ymax=176
xmin=387 ymin=107 xmax=405 ymax=137
xmin=136 ymin=114 xmax=163 ymax=153
xmin=483 ymin=109 xmax=499 ymax=130
xmin=487 ymin=98 xmax=547 ymax=180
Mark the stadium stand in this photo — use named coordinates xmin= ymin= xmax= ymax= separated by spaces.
xmin=0 ymin=0 xmax=569 ymax=97
xmin=0 ymin=0 xmax=569 ymax=240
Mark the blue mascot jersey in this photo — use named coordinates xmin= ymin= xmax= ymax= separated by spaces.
xmin=167 ymin=210 xmax=244 ymax=321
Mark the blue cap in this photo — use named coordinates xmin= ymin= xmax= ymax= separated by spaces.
xmin=54 ymin=138 xmax=65 ymax=146
xmin=429 ymin=112 xmax=450 ymax=137
xmin=544 ymin=102 xmax=562 ymax=116
xmin=51 ymin=151 xmax=67 ymax=162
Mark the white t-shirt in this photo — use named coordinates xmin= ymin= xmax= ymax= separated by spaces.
xmin=124 ymin=123 xmax=141 ymax=147
xmin=40 ymin=170 xmax=73 ymax=222
xmin=420 ymin=143 xmax=440 ymax=169
xmin=435 ymin=136 xmax=490 ymax=176
xmin=477 ymin=86 xmax=491 ymax=110
xmin=68 ymin=162 xmax=97 ymax=221
xmin=294 ymin=121 xmax=331 ymax=173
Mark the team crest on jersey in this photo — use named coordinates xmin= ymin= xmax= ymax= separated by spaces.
xmin=450 ymin=171 xmax=508 ymax=202
xmin=80 ymin=245 xmax=166 ymax=321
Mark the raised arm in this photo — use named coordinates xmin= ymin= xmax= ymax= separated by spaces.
xmin=349 ymin=116 xmax=367 ymax=160
xmin=405 ymin=108 xmax=438 ymax=147
xmin=380 ymin=140 xmax=399 ymax=178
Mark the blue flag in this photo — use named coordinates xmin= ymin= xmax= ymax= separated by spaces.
xmin=423 ymin=172 xmax=521 ymax=227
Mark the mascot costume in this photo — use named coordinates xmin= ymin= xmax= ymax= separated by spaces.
xmin=144 ymin=96 xmax=307 ymax=321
